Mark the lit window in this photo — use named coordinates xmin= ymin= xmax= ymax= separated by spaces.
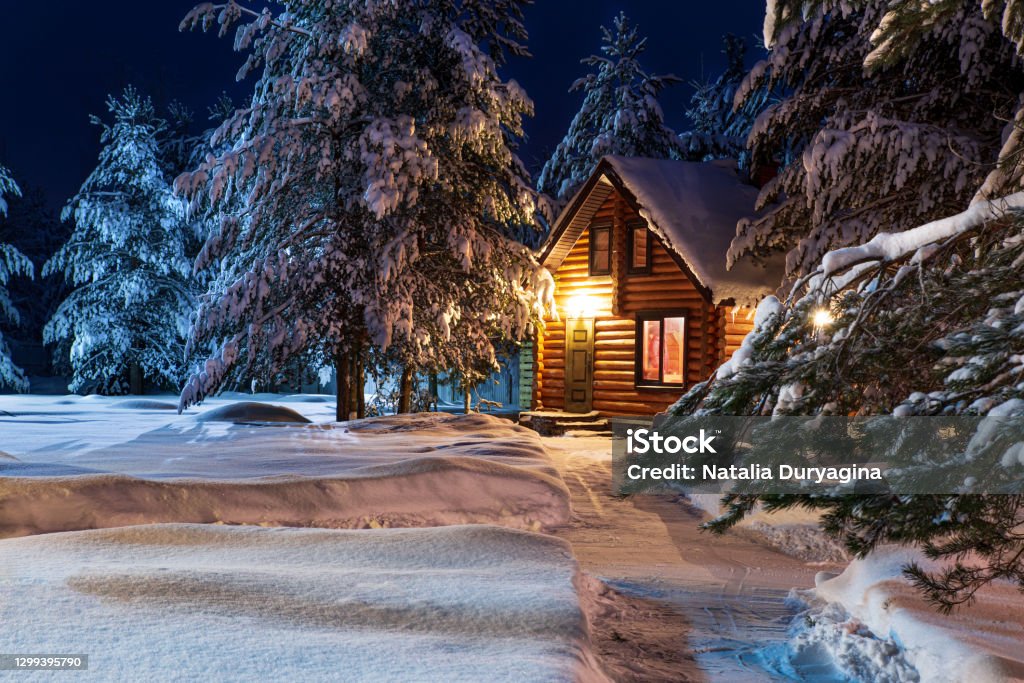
xmin=637 ymin=313 xmax=686 ymax=387
xmin=628 ymin=221 xmax=651 ymax=273
xmin=642 ymin=319 xmax=660 ymax=381
xmin=589 ymin=224 xmax=611 ymax=275
xmin=662 ymin=316 xmax=685 ymax=384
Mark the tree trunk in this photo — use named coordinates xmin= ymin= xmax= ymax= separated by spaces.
xmin=129 ymin=363 xmax=143 ymax=396
xmin=355 ymin=350 xmax=366 ymax=419
xmin=335 ymin=350 xmax=350 ymax=422
xmin=463 ymin=386 xmax=472 ymax=414
xmin=398 ymin=366 xmax=414 ymax=413
xmin=428 ymin=372 xmax=438 ymax=412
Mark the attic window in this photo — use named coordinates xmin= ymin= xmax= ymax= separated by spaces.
xmin=636 ymin=312 xmax=686 ymax=387
xmin=627 ymin=221 xmax=652 ymax=274
xmin=589 ymin=224 xmax=611 ymax=275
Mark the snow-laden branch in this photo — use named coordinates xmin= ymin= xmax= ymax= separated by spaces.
xmin=820 ymin=191 xmax=1024 ymax=277
xmin=180 ymin=2 xmax=313 ymax=39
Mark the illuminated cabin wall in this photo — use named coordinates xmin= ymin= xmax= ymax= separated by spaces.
xmin=535 ymin=188 xmax=755 ymax=417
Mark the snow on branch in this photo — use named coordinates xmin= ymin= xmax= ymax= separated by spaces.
xmin=820 ymin=191 xmax=1024 ymax=278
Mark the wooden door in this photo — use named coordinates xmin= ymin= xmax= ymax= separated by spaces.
xmin=564 ymin=318 xmax=594 ymax=412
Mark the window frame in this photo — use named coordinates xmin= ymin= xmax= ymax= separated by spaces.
xmin=588 ymin=222 xmax=612 ymax=276
xmin=626 ymin=220 xmax=653 ymax=275
xmin=634 ymin=310 xmax=688 ymax=389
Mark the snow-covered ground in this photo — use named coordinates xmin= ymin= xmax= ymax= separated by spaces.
xmin=543 ymin=435 xmax=831 ymax=681
xmin=786 ymin=547 xmax=1024 ymax=682
xmin=5 ymin=396 xmax=1023 ymax=682
xmin=686 ymin=494 xmax=849 ymax=563
xmin=0 ymin=394 xmax=569 ymax=537
xmin=544 ymin=435 xmax=1024 ymax=683
xmin=0 ymin=523 xmax=608 ymax=682
xmin=689 ymin=488 xmax=1024 ymax=681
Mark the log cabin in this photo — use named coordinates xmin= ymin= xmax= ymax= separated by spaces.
xmin=527 ymin=156 xmax=783 ymax=417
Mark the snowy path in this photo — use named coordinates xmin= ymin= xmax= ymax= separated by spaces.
xmin=544 ymin=436 xmax=846 ymax=682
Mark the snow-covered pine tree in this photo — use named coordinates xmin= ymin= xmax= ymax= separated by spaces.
xmin=536 ymin=12 xmax=682 ymax=204
xmin=44 ymin=88 xmax=196 ymax=394
xmin=176 ymin=0 xmax=553 ymax=420
xmin=676 ymin=194 xmax=1024 ymax=611
xmin=161 ymin=98 xmax=234 ymax=268
xmin=674 ymin=1 xmax=1024 ymax=611
xmin=0 ymin=185 xmax=71 ymax=375
xmin=0 ymin=165 xmax=33 ymax=391
xmin=678 ymin=35 xmax=768 ymax=167
xmin=729 ymin=0 xmax=1024 ymax=277
xmin=862 ymin=0 xmax=1024 ymax=203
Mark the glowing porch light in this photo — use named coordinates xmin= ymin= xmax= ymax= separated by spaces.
xmin=565 ymin=294 xmax=599 ymax=318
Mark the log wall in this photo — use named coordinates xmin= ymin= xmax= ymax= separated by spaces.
xmin=536 ymin=188 xmax=759 ymax=417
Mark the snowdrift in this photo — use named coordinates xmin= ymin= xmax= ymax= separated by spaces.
xmin=0 ymin=456 xmax=569 ymax=538
xmin=787 ymin=547 xmax=1024 ymax=682
xmin=0 ymin=524 xmax=609 ymax=682
xmin=109 ymin=399 xmax=178 ymax=410
xmin=0 ymin=398 xmax=570 ymax=538
xmin=194 ymin=401 xmax=312 ymax=423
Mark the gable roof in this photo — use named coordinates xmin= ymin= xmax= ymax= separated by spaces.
xmin=540 ymin=156 xmax=784 ymax=306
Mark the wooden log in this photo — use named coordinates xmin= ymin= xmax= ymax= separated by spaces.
xmin=621 ymin=281 xmax=702 ymax=294
xmin=593 ymin=380 xmax=640 ymax=391
xmin=593 ymin=389 xmax=680 ymax=402
xmin=594 ymin=338 xmax=636 ymax=348
xmin=621 ymin=299 xmax=706 ymax=312
xmin=621 ymin=294 xmax=706 ymax=306
xmin=555 ymin=276 xmax=615 ymax=288
xmin=593 ymin=399 xmax=675 ymax=413
xmin=597 ymin=350 xmax=635 ymax=361
xmin=595 ymin=364 xmax=636 ymax=374
xmin=595 ymin=318 xmax=635 ymax=330
xmin=593 ymin=374 xmax=630 ymax=385
xmin=594 ymin=366 xmax=634 ymax=376
xmin=594 ymin=330 xmax=634 ymax=342
xmin=617 ymin=272 xmax=696 ymax=285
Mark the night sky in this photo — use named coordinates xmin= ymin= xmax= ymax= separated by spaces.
xmin=0 ymin=1 xmax=764 ymax=209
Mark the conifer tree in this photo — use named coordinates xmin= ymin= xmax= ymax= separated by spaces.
xmin=176 ymin=0 xmax=552 ymax=419
xmin=0 ymin=165 xmax=33 ymax=391
xmin=677 ymin=194 xmax=1024 ymax=611
xmin=0 ymin=185 xmax=71 ymax=375
xmin=862 ymin=0 xmax=1024 ymax=203
xmin=679 ymin=34 xmax=767 ymax=167
xmin=674 ymin=0 xmax=1024 ymax=611
xmin=729 ymin=0 xmax=1024 ymax=276
xmin=44 ymin=88 xmax=196 ymax=394
xmin=536 ymin=12 xmax=682 ymax=203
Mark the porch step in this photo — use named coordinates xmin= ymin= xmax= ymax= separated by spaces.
xmin=563 ymin=429 xmax=614 ymax=439
xmin=520 ymin=410 xmax=603 ymax=422
xmin=519 ymin=410 xmax=611 ymax=437
xmin=558 ymin=420 xmax=611 ymax=431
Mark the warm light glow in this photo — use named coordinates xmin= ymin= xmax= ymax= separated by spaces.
xmin=812 ymin=308 xmax=834 ymax=328
xmin=565 ymin=295 xmax=599 ymax=318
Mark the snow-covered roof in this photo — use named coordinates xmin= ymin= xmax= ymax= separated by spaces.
xmin=542 ymin=156 xmax=784 ymax=306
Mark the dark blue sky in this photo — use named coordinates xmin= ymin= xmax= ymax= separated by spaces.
xmin=0 ymin=1 xmax=764 ymax=208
